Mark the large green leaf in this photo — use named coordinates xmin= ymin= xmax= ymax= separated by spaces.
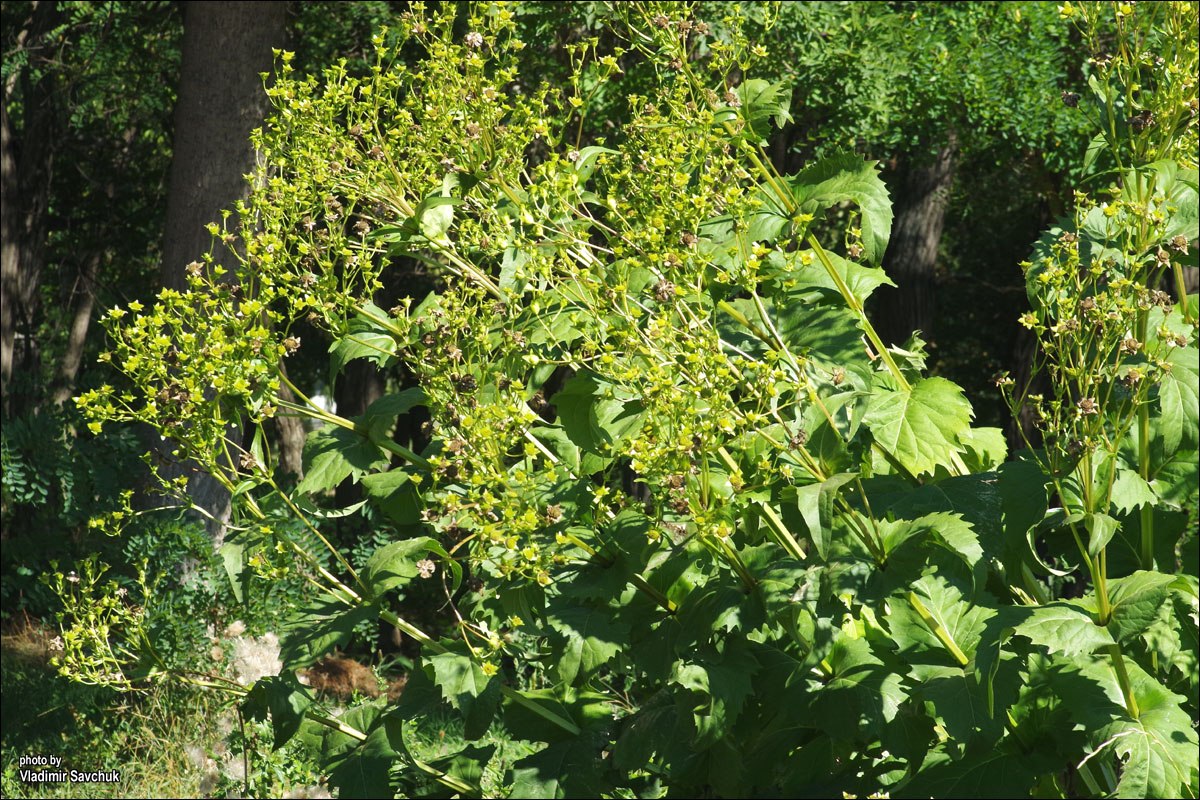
xmin=899 ymin=740 xmax=1037 ymax=799
xmin=736 ymin=78 xmax=793 ymax=142
xmin=887 ymin=574 xmax=994 ymax=663
xmin=807 ymin=635 xmax=904 ymax=740
xmin=329 ymin=302 xmax=399 ymax=380
xmin=1106 ymin=570 xmax=1176 ymax=645
xmin=863 ymin=376 xmax=972 ymax=477
xmin=279 ymin=594 xmax=378 ymax=670
xmin=241 ymin=673 xmax=313 ymax=750
xmin=794 ymin=472 xmax=857 ymax=559
xmin=362 ymin=536 xmax=459 ymax=596
xmin=327 ymin=724 xmax=397 ymax=799
xmin=1155 ymin=344 xmax=1199 ymax=457
xmin=1011 ymin=601 xmax=1113 ymax=658
xmin=296 ymin=423 xmax=387 ymax=495
xmin=426 ymin=650 xmax=501 ymax=740
xmin=546 ymin=605 xmax=625 ymax=685
xmin=360 ymin=469 xmax=421 ymax=526
xmin=786 ymin=154 xmax=894 ymax=265
xmin=1093 ymin=659 xmax=1199 ymax=799
xmin=508 ymin=736 xmax=610 ymax=799
xmin=551 ymin=370 xmax=644 ymax=455
xmin=671 ymin=640 xmax=759 ymax=748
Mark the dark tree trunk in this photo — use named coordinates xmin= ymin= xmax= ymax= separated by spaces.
xmin=51 ymin=251 xmax=101 ymax=406
xmin=161 ymin=0 xmax=288 ymax=290
xmin=874 ymin=137 xmax=958 ymax=347
xmin=274 ymin=361 xmax=308 ymax=480
xmin=156 ymin=1 xmax=288 ymax=537
xmin=1 ymin=1 xmax=63 ymax=413
xmin=333 ymin=360 xmax=385 ymax=508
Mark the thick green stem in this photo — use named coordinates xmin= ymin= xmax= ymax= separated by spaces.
xmin=908 ymin=591 xmax=969 ymax=667
xmin=1108 ymin=643 xmax=1141 ymax=720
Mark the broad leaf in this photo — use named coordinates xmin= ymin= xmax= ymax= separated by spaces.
xmin=786 ymin=154 xmax=894 ymax=266
xmin=1012 ymin=602 xmax=1113 ymax=658
xmin=296 ymin=423 xmax=387 ymax=495
xmin=864 ymin=376 xmax=972 ymax=477
xmin=279 ymin=594 xmax=378 ymax=670
xmin=546 ymin=605 xmax=625 ymax=685
xmin=1106 ymin=570 xmax=1176 ymax=645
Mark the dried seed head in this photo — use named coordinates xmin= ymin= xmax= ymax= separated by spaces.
xmin=654 ymin=280 xmax=676 ymax=303
xmin=680 ymin=231 xmax=697 ymax=246
xmin=1077 ymin=397 xmax=1099 ymax=416
xmin=416 ymin=559 xmax=436 ymax=578
xmin=283 ymin=336 xmax=301 ymax=355
xmin=464 ymin=31 xmax=484 ymax=48
xmin=239 ymin=452 xmax=259 ymax=471
xmin=545 ymin=504 xmax=562 ymax=522
xmin=1128 ymin=109 xmax=1155 ymax=133
xmin=1061 ymin=91 xmax=1080 ymax=108
xmin=1169 ymin=235 xmax=1190 ymax=254
xmin=652 ymin=13 xmax=670 ymax=28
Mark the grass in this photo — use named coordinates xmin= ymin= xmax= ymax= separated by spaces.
xmin=1 ymin=623 xmax=223 ymax=798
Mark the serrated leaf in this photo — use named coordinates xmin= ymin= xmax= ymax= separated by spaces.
xmin=786 ymin=154 xmax=894 ymax=265
xmin=546 ymin=605 xmax=625 ymax=685
xmin=899 ymin=740 xmax=1037 ymax=799
xmin=296 ymin=423 xmax=387 ymax=495
xmin=794 ymin=473 xmax=857 ymax=559
xmin=1096 ymin=661 xmax=1200 ymax=799
xmin=426 ymin=651 xmax=500 ymax=739
xmin=808 ymin=635 xmax=905 ymax=740
xmin=737 ymin=78 xmax=793 ymax=142
xmin=362 ymin=536 xmax=458 ymax=596
xmin=327 ymin=724 xmax=397 ymax=799
xmin=1107 ymin=570 xmax=1176 ymax=645
xmin=1109 ymin=465 xmax=1159 ymax=515
xmin=671 ymin=641 xmax=758 ymax=748
xmin=360 ymin=469 xmax=421 ymax=526
xmin=417 ymin=195 xmax=458 ymax=241
xmin=864 ymin=376 xmax=972 ymax=477
xmin=957 ymin=427 xmax=1008 ymax=472
xmin=329 ymin=302 xmax=399 ymax=379
xmin=782 ymin=248 xmax=896 ymax=306
xmin=890 ymin=574 xmax=995 ymax=663
xmin=1156 ymin=344 xmax=1199 ymax=457
xmin=279 ymin=594 xmax=378 ymax=670
xmin=509 ymin=737 xmax=609 ymax=799
xmin=551 ymin=370 xmax=644 ymax=455
xmin=1087 ymin=512 xmax=1120 ymax=557
xmin=241 ymin=674 xmax=313 ymax=750
xmin=1013 ymin=602 xmax=1113 ymax=657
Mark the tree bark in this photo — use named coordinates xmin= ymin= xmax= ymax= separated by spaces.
xmin=874 ymin=137 xmax=958 ymax=347
xmin=274 ymin=361 xmax=307 ymax=480
xmin=156 ymin=1 xmax=288 ymax=537
xmin=51 ymin=251 xmax=101 ymax=406
xmin=1 ymin=1 xmax=62 ymax=413
xmin=161 ymin=0 xmax=288 ymax=290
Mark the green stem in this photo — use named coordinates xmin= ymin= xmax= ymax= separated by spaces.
xmin=1108 ymin=643 xmax=1141 ymax=719
xmin=908 ymin=591 xmax=969 ymax=667
xmin=758 ymin=502 xmax=806 ymax=561
xmin=806 ymin=235 xmax=909 ymax=391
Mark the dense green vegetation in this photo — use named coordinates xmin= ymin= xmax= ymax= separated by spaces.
xmin=3 ymin=1 xmax=1197 ymax=798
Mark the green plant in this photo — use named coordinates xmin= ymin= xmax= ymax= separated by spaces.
xmin=71 ymin=2 xmax=1197 ymax=797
